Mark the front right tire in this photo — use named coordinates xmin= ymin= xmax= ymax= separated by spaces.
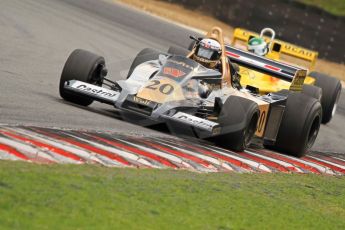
xmin=167 ymin=46 xmax=190 ymax=56
xmin=209 ymin=96 xmax=259 ymax=152
xmin=126 ymin=48 xmax=162 ymax=79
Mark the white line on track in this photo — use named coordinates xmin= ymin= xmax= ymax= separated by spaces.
xmin=248 ymin=148 xmax=336 ymax=175
xmin=278 ymin=153 xmax=335 ymax=175
xmin=157 ymin=141 xmax=234 ymax=172
xmin=0 ymin=150 xmax=22 ymax=161
xmin=66 ymin=132 xmax=155 ymax=168
xmin=155 ymin=138 xmax=253 ymax=172
xmin=38 ymin=131 xmax=128 ymax=167
xmin=0 ymin=137 xmax=58 ymax=163
xmin=65 ymin=133 xmax=184 ymax=167
xmin=10 ymin=128 xmax=121 ymax=167
xmin=191 ymin=143 xmax=272 ymax=173
xmin=245 ymin=150 xmax=303 ymax=173
xmin=334 ymin=156 xmax=345 ymax=163
xmin=308 ymin=155 xmax=345 ymax=170
xmin=117 ymin=138 xmax=202 ymax=171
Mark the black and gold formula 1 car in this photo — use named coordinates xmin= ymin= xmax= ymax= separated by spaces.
xmin=59 ymin=27 xmax=322 ymax=157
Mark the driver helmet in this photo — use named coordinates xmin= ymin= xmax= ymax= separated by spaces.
xmin=248 ymin=37 xmax=268 ymax=56
xmin=193 ymin=38 xmax=221 ymax=69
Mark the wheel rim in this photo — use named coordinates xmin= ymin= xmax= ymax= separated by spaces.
xmin=244 ymin=115 xmax=258 ymax=147
xmin=307 ymin=116 xmax=321 ymax=149
xmin=331 ymin=89 xmax=341 ymax=117
xmin=89 ymin=62 xmax=105 ymax=86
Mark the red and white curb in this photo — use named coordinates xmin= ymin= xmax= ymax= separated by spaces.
xmin=0 ymin=126 xmax=344 ymax=175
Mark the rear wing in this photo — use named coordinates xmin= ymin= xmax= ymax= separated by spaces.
xmin=231 ymin=28 xmax=319 ymax=70
xmin=225 ymin=45 xmax=307 ymax=91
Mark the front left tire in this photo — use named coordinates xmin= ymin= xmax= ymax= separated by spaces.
xmin=60 ymin=49 xmax=105 ymax=106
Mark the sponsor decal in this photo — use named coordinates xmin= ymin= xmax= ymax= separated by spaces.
xmin=240 ymin=30 xmax=249 ymax=37
xmin=167 ymin=59 xmax=194 ymax=70
xmin=133 ymin=96 xmax=151 ymax=106
xmin=290 ymin=70 xmax=306 ymax=91
xmin=163 ymin=67 xmax=185 ymax=78
xmin=212 ymin=127 xmax=221 ymax=135
xmin=172 ymin=112 xmax=219 ymax=132
xmin=76 ymin=84 xmax=118 ymax=98
xmin=283 ymin=44 xmax=314 ymax=57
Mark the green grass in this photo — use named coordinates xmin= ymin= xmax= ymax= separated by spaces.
xmin=0 ymin=161 xmax=344 ymax=230
xmin=298 ymin=0 xmax=345 ymax=16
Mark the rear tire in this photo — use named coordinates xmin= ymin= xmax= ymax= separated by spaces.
xmin=302 ymin=84 xmax=322 ymax=100
xmin=127 ymin=48 xmax=162 ymax=79
xmin=309 ymin=72 xmax=342 ymax=124
xmin=60 ymin=49 xmax=105 ymax=106
xmin=167 ymin=46 xmax=190 ymax=56
xmin=265 ymin=92 xmax=322 ymax=157
xmin=209 ymin=96 xmax=259 ymax=151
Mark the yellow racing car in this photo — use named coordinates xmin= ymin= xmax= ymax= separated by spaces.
xmin=230 ymin=28 xmax=342 ymax=124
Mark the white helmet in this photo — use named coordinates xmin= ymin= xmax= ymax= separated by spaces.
xmin=248 ymin=28 xmax=276 ymax=56
xmin=193 ymin=38 xmax=221 ymax=68
xmin=248 ymin=37 xmax=268 ymax=56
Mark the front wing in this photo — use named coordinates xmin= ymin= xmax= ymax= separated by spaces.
xmin=63 ymin=80 xmax=220 ymax=134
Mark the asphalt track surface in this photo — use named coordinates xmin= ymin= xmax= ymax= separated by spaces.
xmin=0 ymin=0 xmax=344 ymax=153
